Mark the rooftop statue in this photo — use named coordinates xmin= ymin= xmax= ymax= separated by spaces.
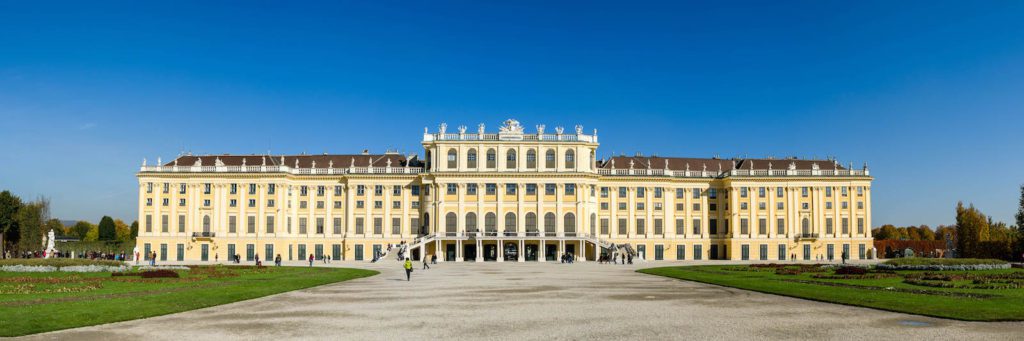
xmin=499 ymin=119 xmax=524 ymax=134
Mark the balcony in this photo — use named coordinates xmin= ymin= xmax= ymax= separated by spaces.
xmin=192 ymin=232 xmax=216 ymax=238
xmin=796 ymin=233 xmax=819 ymax=240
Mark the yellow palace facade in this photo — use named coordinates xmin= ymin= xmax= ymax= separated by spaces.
xmin=135 ymin=119 xmax=873 ymax=263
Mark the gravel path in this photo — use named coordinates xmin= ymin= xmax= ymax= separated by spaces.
xmin=21 ymin=261 xmax=1024 ymax=340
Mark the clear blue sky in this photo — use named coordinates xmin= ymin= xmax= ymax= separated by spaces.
xmin=1 ymin=1 xmax=1022 ymax=227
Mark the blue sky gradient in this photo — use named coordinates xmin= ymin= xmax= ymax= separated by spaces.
xmin=1 ymin=1 xmax=1022 ymax=226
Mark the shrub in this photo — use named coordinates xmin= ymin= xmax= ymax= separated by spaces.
xmin=883 ymin=258 xmax=1007 ymax=266
xmin=140 ymin=270 xmax=179 ymax=278
xmin=0 ymin=259 xmax=123 ymax=267
xmin=835 ymin=266 xmax=868 ymax=275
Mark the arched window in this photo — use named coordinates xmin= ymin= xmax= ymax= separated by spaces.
xmin=445 ymin=212 xmax=457 ymax=235
xmin=590 ymin=213 xmax=596 ymax=236
xmin=446 ymin=148 xmax=458 ymax=169
xmin=802 ymin=218 xmax=810 ymax=235
xmin=465 ymin=212 xmax=478 ymax=233
xmin=202 ymin=215 xmax=211 ymax=232
xmin=526 ymin=149 xmax=537 ymax=169
xmin=525 ymin=212 xmax=538 ymax=235
xmin=565 ymin=149 xmax=575 ymax=169
xmin=467 ymin=149 xmax=478 ymax=169
xmin=506 ymin=149 xmax=517 ymax=169
xmin=486 ymin=149 xmax=497 ymax=169
xmin=504 ymin=212 xmax=517 ymax=235
xmin=564 ymin=213 xmax=576 ymax=236
xmin=485 ymin=212 xmax=497 ymax=235
xmin=545 ymin=149 xmax=556 ymax=169
xmin=544 ymin=212 xmax=556 ymax=236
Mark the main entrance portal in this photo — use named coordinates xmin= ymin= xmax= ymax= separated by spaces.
xmin=464 ymin=244 xmax=477 ymax=262
xmin=503 ymin=243 xmax=518 ymax=262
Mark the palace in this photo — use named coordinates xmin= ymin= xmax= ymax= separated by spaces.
xmin=136 ymin=119 xmax=873 ymax=263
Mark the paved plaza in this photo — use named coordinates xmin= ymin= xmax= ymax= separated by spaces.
xmin=23 ymin=261 xmax=1024 ymax=340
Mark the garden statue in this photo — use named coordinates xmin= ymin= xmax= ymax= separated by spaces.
xmin=44 ymin=229 xmax=56 ymax=258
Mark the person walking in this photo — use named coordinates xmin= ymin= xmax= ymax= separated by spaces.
xmin=431 ymin=253 xmax=437 ymax=265
xmin=308 ymin=254 xmax=314 ymax=267
xmin=275 ymin=254 xmax=282 ymax=266
xmin=422 ymin=256 xmax=430 ymax=270
xmin=404 ymin=258 xmax=414 ymax=281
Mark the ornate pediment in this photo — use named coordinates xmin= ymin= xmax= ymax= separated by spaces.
xmin=499 ymin=119 xmax=524 ymax=134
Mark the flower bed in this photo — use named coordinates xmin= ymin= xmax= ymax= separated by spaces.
xmin=876 ymin=263 xmax=1011 ymax=271
xmin=136 ymin=265 xmax=190 ymax=271
xmin=1 ymin=265 xmax=128 ymax=273
xmin=0 ymin=259 xmax=123 ymax=267
xmin=140 ymin=270 xmax=180 ymax=278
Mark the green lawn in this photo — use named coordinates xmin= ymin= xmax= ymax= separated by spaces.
xmin=0 ymin=265 xmax=377 ymax=336
xmin=639 ymin=265 xmax=1024 ymax=321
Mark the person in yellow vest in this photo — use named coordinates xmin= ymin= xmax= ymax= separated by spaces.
xmin=404 ymin=258 xmax=413 ymax=281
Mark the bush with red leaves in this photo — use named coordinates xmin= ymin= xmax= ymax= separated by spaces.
xmin=140 ymin=270 xmax=180 ymax=278
xmin=834 ymin=266 xmax=867 ymax=275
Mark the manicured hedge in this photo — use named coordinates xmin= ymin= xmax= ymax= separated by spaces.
xmin=0 ymin=258 xmax=123 ymax=267
xmin=883 ymin=258 xmax=1008 ymax=266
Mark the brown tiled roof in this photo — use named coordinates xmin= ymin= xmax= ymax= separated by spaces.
xmin=597 ymin=156 xmax=736 ymax=172
xmin=597 ymin=156 xmax=845 ymax=171
xmin=166 ymin=154 xmax=421 ymax=168
xmin=736 ymin=158 xmax=846 ymax=170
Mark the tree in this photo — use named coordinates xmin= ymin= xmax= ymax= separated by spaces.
xmin=84 ymin=225 xmax=99 ymax=242
xmin=70 ymin=221 xmax=93 ymax=240
xmin=905 ymin=226 xmax=922 ymax=240
xmin=918 ymin=225 xmax=936 ymax=241
xmin=98 ymin=216 xmax=116 ymax=241
xmin=130 ymin=221 xmax=139 ymax=239
xmin=935 ymin=225 xmax=957 ymax=242
xmin=0 ymin=190 xmax=23 ymax=255
xmin=44 ymin=219 xmax=65 ymax=236
xmin=956 ymin=202 xmax=989 ymax=258
xmin=1016 ymin=185 xmax=1024 ymax=261
xmin=15 ymin=199 xmax=48 ymax=253
xmin=114 ymin=219 xmax=132 ymax=242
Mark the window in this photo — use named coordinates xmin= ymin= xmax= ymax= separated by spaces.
xmin=740 ymin=202 xmax=748 ymax=210
xmin=374 ymin=217 xmax=383 ymax=234
xmin=146 ymin=198 xmax=152 ymax=206
xmin=249 ymin=199 xmax=256 ymax=207
xmin=619 ymin=187 xmax=627 ymax=198
xmin=637 ymin=187 xmax=645 ymax=198
xmin=447 ymin=148 xmax=458 ymax=169
xmin=802 ymin=203 xmax=809 ymax=209
xmin=179 ymin=199 xmax=186 ymax=206
xmin=374 ymin=201 xmax=382 ymax=209
xmin=618 ymin=203 xmax=627 ymax=210
xmin=826 ymin=218 xmax=833 ymax=234
xmin=445 ymin=212 xmax=457 ymax=235
xmin=777 ymin=218 xmax=785 ymax=235
xmin=506 ymin=212 xmax=518 ymax=235
xmin=506 ymin=149 xmax=517 ymax=168
xmin=825 ymin=187 xmax=832 ymax=197
xmin=357 ymin=185 xmax=365 ymax=195
xmin=299 ymin=217 xmax=308 ymax=234
xmin=676 ymin=245 xmax=685 ymax=260
xmin=412 ymin=201 xmax=420 ymax=209
xmin=355 ymin=218 xmax=365 ymax=234
xmin=526 ymin=184 xmax=537 ymax=195
xmin=178 ymin=215 xmax=185 ymax=232
xmin=502 ymin=184 xmax=515 ymax=195
xmin=485 ymin=213 xmax=497 ymax=234
xmin=654 ymin=187 xmax=662 ymax=198
xmin=676 ymin=188 xmax=684 ymax=198
xmin=316 ymin=217 xmax=325 ymax=234
xmin=545 ymin=184 xmax=556 ymax=195
xmin=333 ymin=217 xmax=342 ymax=234
xmin=146 ymin=182 xmax=153 ymax=193
xmin=740 ymin=187 xmax=748 ymax=198
xmin=858 ymin=201 xmax=864 ymax=209
xmin=692 ymin=189 xmax=700 ymax=199
xmin=486 ymin=149 xmax=497 ymax=168
xmin=636 ymin=202 xmax=645 ymax=210
xmin=777 ymin=202 xmax=783 ymax=210
xmin=268 ymin=184 xmax=276 ymax=194
xmin=676 ymin=219 xmax=686 ymax=235
xmin=544 ymin=213 xmax=557 ymax=236
xmin=600 ymin=218 xmax=609 ymax=235
xmin=842 ymin=217 xmax=849 ymax=234
xmin=708 ymin=188 xmax=717 ymax=199
xmin=601 ymin=202 xmax=609 ymax=210
xmin=758 ymin=202 xmax=766 ymax=210
xmin=162 ymin=198 xmax=168 ymax=206
xmin=356 ymin=201 xmax=364 ymax=209
xmin=801 ymin=218 xmax=810 ymax=234
xmin=635 ymin=219 xmax=645 ymax=235
xmin=374 ymin=185 xmax=383 ymax=195
xmin=601 ymin=187 xmax=609 ymax=198
xmin=545 ymin=149 xmax=556 ymax=169
xmin=709 ymin=219 xmax=718 ymax=234
xmin=486 ymin=184 xmax=496 ymax=195
xmin=267 ymin=216 xmax=275 ymax=233
xmin=393 ymin=201 xmax=401 ymax=209
xmin=776 ymin=187 xmax=783 ymax=197
xmin=758 ymin=187 xmax=766 ymax=198
xmin=842 ymin=202 xmax=848 ymax=209
xmin=801 ymin=187 xmax=809 ymax=197
xmin=268 ymin=199 xmax=276 ymax=207
xmin=145 ymin=215 xmax=152 ymax=232
xmin=300 ymin=186 xmax=308 ymax=196
xmin=392 ymin=185 xmax=401 ymax=195
xmin=654 ymin=219 xmax=663 ymax=235
xmin=759 ymin=244 xmax=768 ymax=261
xmin=412 ymin=185 xmax=420 ymax=195
xmin=859 ymin=244 xmax=866 ymax=259
xmin=857 ymin=186 xmax=864 ymax=196
xmin=691 ymin=203 xmax=700 ymax=211
xmin=741 ymin=245 xmax=750 ymax=260
xmin=228 ymin=216 xmax=237 ymax=233
xmin=692 ymin=219 xmax=701 ymax=235
xmin=654 ymin=202 xmax=663 ymax=211
xmin=333 ymin=201 xmax=341 ymax=209
xmin=466 ymin=212 xmax=478 ymax=232
xmin=564 ymin=150 xmax=575 ymax=168
xmin=778 ymin=244 xmax=787 ymax=261
xmin=161 ymin=215 xmax=168 ymax=232
xmin=179 ymin=183 xmax=187 ymax=194
xmin=617 ymin=218 xmax=627 ymax=235
xmin=392 ymin=217 xmax=401 ymax=235
xmin=300 ymin=201 xmax=307 ymax=209
xmin=693 ymin=245 xmax=703 ymax=260
xmin=247 ymin=216 xmax=256 ymax=234
xmin=857 ymin=218 xmax=865 ymax=234
xmin=758 ymin=218 xmax=767 ymax=235
xmin=565 ymin=184 xmax=575 ymax=195
xmin=447 ymin=184 xmax=457 ymax=195
xmin=467 ymin=184 xmax=478 ymax=195
xmin=842 ymin=186 xmax=848 ymax=196
xmin=467 ymin=149 xmax=478 ymax=168
xmin=163 ymin=183 xmax=169 ymax=193
xmin=526 ymin=149 xmax=536 ymax=168
xmin=740 ymin=218 xmax=749 ymax=235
